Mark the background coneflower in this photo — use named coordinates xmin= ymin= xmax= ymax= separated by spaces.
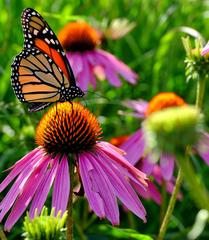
xmin=120 ymin=92 xmax=209 ymax=180
xmin=0 ymin=102 xmax=147 ymax=234
xmin=58 ymin=22 xmax=137 ymax=91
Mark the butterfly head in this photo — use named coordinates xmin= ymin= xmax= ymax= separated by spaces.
xmin=64 ymin=86 xmax=84 ymax=101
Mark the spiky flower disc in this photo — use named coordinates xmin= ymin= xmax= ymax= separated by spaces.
xmin=36 ymin=102 xmax=102 ymax=154
xmin=58 ymin=22 xmax=101 ymax=52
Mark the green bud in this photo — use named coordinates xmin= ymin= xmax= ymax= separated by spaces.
xmin=22 ymin=207 xmax=67 ymax=240
xmin=182 ymin=37 xmax=209 ymax=82
xmin=142 ymin=106 xmax=203 ymax=154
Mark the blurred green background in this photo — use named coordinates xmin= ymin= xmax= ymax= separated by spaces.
xmin=1 ymin=0 xmax=209 ymax=239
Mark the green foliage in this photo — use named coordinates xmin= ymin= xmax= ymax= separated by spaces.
xmin=22 ymin=207 xmax=67 ymax=240
xmin=88 ymin=225 xmax=153 ymax=240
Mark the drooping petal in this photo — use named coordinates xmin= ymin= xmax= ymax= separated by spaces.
xmin=160 ymin=153 xmax=175 ymax=180
xmin=85 ymin=52 xmax=97 ymax=88
xmin=97 ymin=49 xmax=137 ymax=84
xmin=120 ymin=129 xmax=145 ymax=165
xmin=196 ymin=132 xmax=209 ymax=165
xmin=93 ymin=51 xmax=122 ymax=87
xmin=0 ymin=148 xmax=41 ymax=193
xmin=29 ymin=155 xmax=59 ymax=218
xmin=139 ymin=154 xmax=155 ymax=176
xmin=0 ymin=154 xmax=45 ymax=221
xmin=4 ymin=158 xmax=49 ymax=231
xmin=76 ymin=53 xmax=91 ymax=91
xmin=66 ymin=52 xmax=83 ymax=76
xmin=123 ymin=100 xmax=148 ymax=119
xmin=147 ymin=181 xmax=161 ymax=204
xmin=52 ymin=155 xmax=70 ymax=215
xmin=78 ymin=153 xmax=105 ymax=218
xmin=95 ymin=150 xmax=146 ymax=221
xmin=131 ymin=179 xmax=161 ymax=205
xmin=97 ymin=142 xmax=147 ymax=187
xmin=86 ymin=153 xmax=119 ymax=225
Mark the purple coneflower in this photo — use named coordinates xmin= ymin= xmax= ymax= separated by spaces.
xmin=120 ymin=92 xmax=209 ymax=181
xmin=0 ymin=102 xmax=147 ymax=231
xmin=58 ymin=22 xmax=137 ymax=91
xmin=110 ymin=135 xmax=182 ymax=205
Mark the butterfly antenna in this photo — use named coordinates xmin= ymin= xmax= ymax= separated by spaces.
xmin=83 ymin=90 xmax=111 ymax=102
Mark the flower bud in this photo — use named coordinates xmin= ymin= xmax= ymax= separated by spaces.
xmin=142 ymin=106 xmax=203 ymax=154
xmin=182 ymin=37 xmax=209 ymax=82
xmin=22 ymin=207 xmax=67 ymax=240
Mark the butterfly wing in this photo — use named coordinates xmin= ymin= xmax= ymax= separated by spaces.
xmin=21 ymin=8 xmax=76 ymax=85
xmin=11 ymin=48 xmax=70 ymax=105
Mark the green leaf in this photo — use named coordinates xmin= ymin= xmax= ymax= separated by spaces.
xmin=89 ymin=225 xmax=153 ymax=240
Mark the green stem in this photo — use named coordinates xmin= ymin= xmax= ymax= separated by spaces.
xmin=157 ymin=168 xmax=183 ymax=240
xmin=159 ymin=181 xmax=167 ymax=224
xmin=195 ymin=77 xmax=207 ymax=109
xmin=178 ymin=154 xmax=209 ymax=211
xmin=66 ymin=157 xmax=74 ymax=240
xmin=127 ymin=212 xmax=136 ymax=229
xmin=0 ymin=228 xmax=7 ymax=240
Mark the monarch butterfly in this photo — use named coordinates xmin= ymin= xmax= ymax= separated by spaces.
xmin=11 ymin=8 xmax=84 ymax=112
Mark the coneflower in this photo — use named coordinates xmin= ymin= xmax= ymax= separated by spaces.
xmin=58 ymin=22 xmax=137 ymax=91
xmin=0 ymin=102 xmax=147 ymax=232
xmin=120 ymin=92 xmax=208 ymax=180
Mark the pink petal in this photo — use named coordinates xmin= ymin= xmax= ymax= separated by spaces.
xmin=93 ymin=51 xmax=122 ymax=87
xmin=196 ymin=132 xmax=209 ymax=166
xmin=86 ymin=153 xmax=119 ymax=225
xmin=66 ymin=52 xmax=83 ymax=76
xmin=52 ymin=155 xmax=70 ymax=215
xmin=78 ymin=154 xmax=105 ymax=218
xmin=139 ymin=154 xmax=155 ymax=175
xmin=4 ymin=158 xmax=49 ymax=231
xmin=0 ymin=148 xmax=41 ymax=192
xmin=76 ymin=54 xmax=91 ymax=91
xmin=123 ymin=100 xmax=148 ymax=119
xmin=29 ymin=155 xmax=59 ymax=218
xmin=131 ymin=179 xmax=161 ymax=205
xmin=96 ymin=142 xmax=147 ymax=185
xmin=97 ymin=49 xmax=138 ymax=84
xmin=0 ymin=154 xmax=45 ymax=221
xmin=96 ymin=150 xmax=146 ymax=221
xmin=120 ymin=129 xmax=145 ymax=166
xmin=85 ymin=52 xmax=97 ymax=88
xmin=147 ymin=181 xmax=161 ymax=204
xmin=160 ymin=153 xmax=175 ymax=180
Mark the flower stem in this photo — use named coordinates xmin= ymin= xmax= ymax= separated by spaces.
xmin=178 ymin=154 xmax=209 ymax=211
xmin=159 ymin=181 xmax=167 ymax=224
xmin=66 ymin=157 xmax=74 ymax=240
xmin=195 ymin=77 xmax=207 ymax=109
xmin=157 ymin=168 xmax=183 ymax=240
xmin=0 ymin=227 xmax=7 ymax=240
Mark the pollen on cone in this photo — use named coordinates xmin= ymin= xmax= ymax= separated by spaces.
xmin=58 ymin=22 xmax=101 ymax=51
xmin=145 ymin=92 xmax=186 ymax=116
xmin=36 ymin=102 xmax=102 ymax=154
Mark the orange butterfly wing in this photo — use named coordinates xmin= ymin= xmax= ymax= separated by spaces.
xmin=21 ymin=8 xmax=76 ymax=85
xmin=11 ymin=48 xmax=69 ymax=103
